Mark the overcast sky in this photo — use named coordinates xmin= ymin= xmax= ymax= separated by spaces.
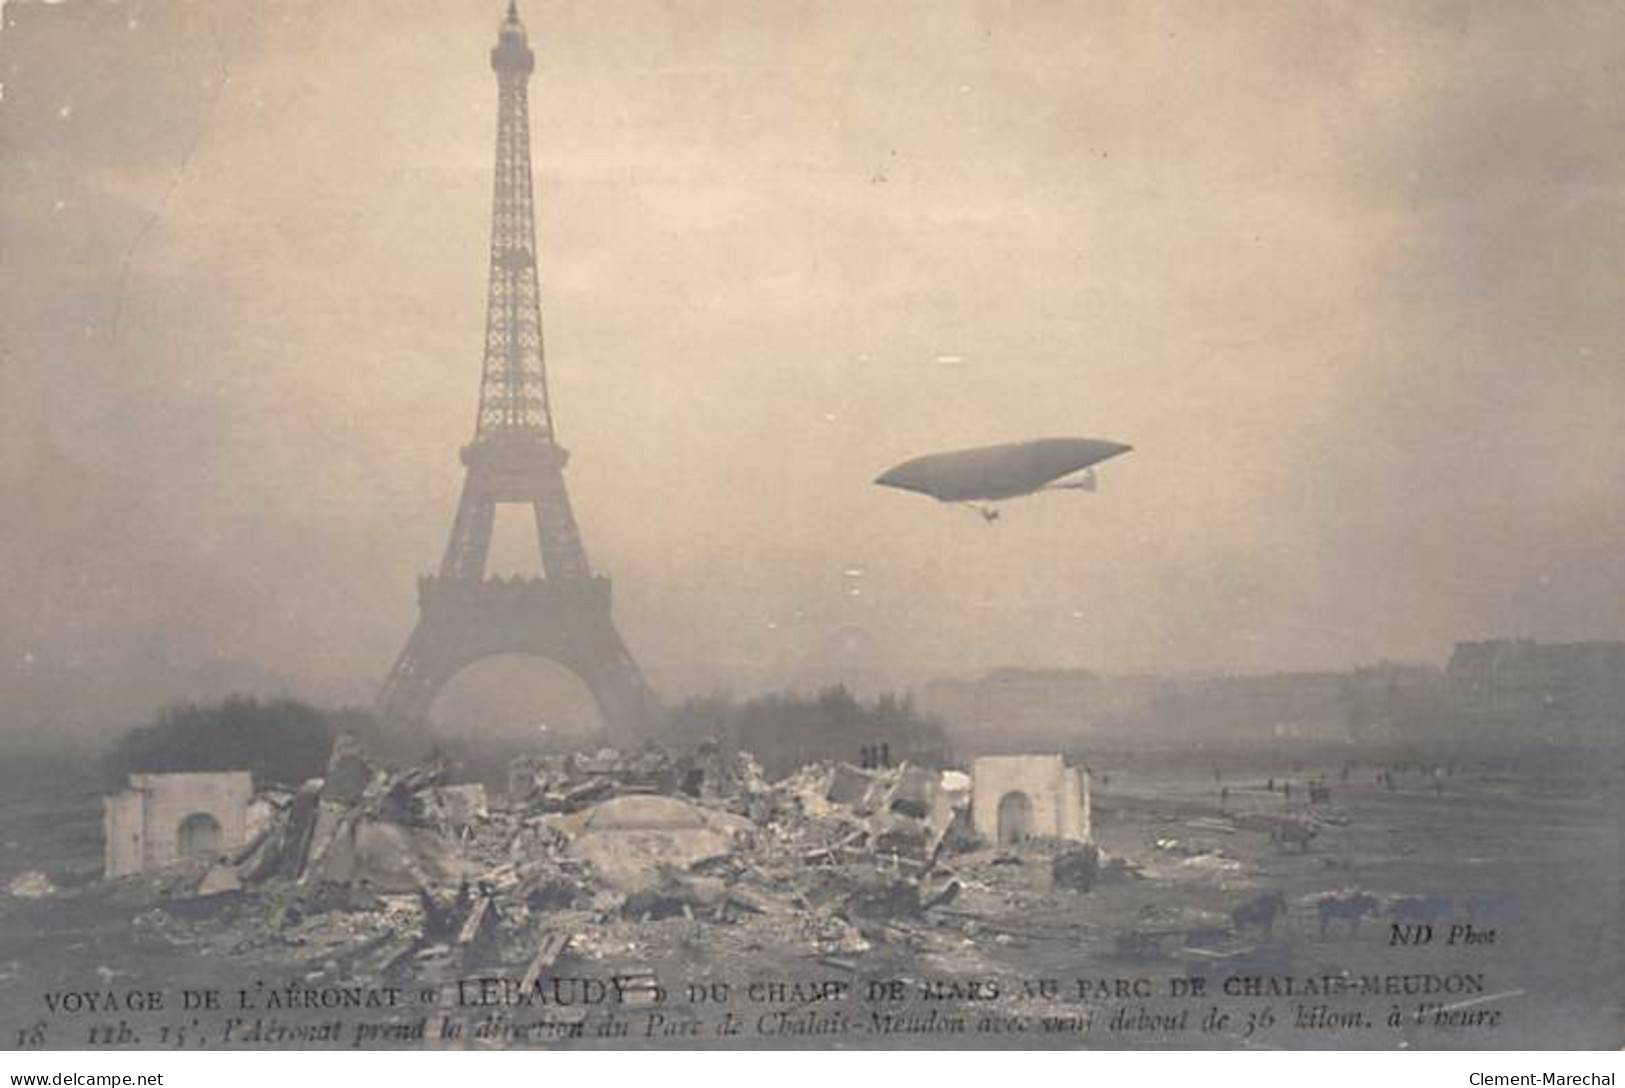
xmin=3 ymin=0 xmax=1622 ymax=735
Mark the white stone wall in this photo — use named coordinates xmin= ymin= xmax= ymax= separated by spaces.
xmin=104 ymin=772 xmax=253 ymax=877
xmin=971 ymin=754 xmax=1091 ymax=845
xmin=1060 ymin=765 xmax=1091 ymax=841
xmin=103 ymin=791 xmax=145 ymax=879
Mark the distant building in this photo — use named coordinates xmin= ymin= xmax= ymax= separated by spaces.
xmin=1158 ymin=671 xmax=1350 ymax=742
xmin=1447 ymin=640 xmax=1625 ymax=744
xmin=924 ymin=642 xmax=1620 ymax=751
xmin=103 ymin=771 xmax=253 ymax=879
xmin=1339 ymin=662 xmax=1450 ymax=742
xmin=971 ymin=755 xmax=1090 ymax=846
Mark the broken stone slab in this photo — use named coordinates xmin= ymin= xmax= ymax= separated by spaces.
xmin=456 ymin=895 xmax=496 ymax=946
xmin=936 ymin=806 xmax=982 ymax=855
xmin=437 ymin=784 xmax=488 ymax=829
xmin=567 ymin=795 xmax=739 ymax=894
xmin=519 ymin=929 xmax=573 ymax=992
xmin=886 ymin=763 xmax=939 ymax=819
xmin=195 ymin=863 xmax=243 ymax=898
xmin=297 ymin=802 xmax=353 ymax=883
xmin=377 ymin=761 xmax=452 ymax=826
xmin=867 ymin=811 xmax=931 ymax=858
xmin=920 ymin=878 xmax=961 ymax=912
xmin=273 ymin=780 xmax=324 ymax=882
xmin=825 ymin=763 xmax=880 ymax=810
xmin=309 ymin=819 xmax=470 ymax=893
xmin=245 ymin=790 xmax=294 ymax=842
xmin=558 ymin=778 xmax=614 ymax=812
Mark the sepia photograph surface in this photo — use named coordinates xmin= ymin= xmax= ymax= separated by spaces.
xmin=1 ymin=0 xmax=1621 ymax=1052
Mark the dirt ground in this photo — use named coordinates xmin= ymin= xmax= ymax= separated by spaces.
xmin=1 ymin=744 xmax=1618 ymax=1050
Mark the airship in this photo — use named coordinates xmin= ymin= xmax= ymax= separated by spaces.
xmin=874 ymin=437 xmax=1131 ymax=521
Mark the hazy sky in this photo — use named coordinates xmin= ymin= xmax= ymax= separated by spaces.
xmin=3 ymin=0 xmax=1622 ymax=734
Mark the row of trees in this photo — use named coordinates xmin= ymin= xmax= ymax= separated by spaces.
xmin=104 ymin=696 xmax=384 ymax=787
xmin=665 ymin=685 xmax=951 ymax=778
xmin=104 ymin=684 xmax=952 ymax=788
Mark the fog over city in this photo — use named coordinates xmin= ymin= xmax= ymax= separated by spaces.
xmin=3 ymin=0 xmax=1622 ymax=740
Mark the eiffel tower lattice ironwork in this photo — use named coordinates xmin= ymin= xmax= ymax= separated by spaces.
xmin=378 ymin=3 xmax=657 ymax=738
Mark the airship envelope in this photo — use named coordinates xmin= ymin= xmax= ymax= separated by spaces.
xmin=874 ymin=437 xmax=1132 ymax=503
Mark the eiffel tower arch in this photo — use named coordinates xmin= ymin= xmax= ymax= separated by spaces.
xmin=379 ymin=4 xmax=658 ymax=740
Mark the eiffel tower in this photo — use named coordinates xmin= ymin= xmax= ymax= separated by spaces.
xmin=379 ymin=2 xmax=657 ymax=739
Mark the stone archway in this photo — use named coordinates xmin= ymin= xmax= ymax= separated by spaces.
xmin=997 ymin=791 xmax=1033 ymax=845
xmin=177 ymin=812 xmax=223 ymax=859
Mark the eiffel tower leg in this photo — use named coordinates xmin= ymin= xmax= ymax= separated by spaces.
xmin=563 ymin=625 xmax=660 ymax=740
xmin=441 ymin=477 xmax=496 ymax=581
xmin=531 ymin=481 xmax=588 ymax=580
xmin=378 ymin=621 xmax=440 ymax=723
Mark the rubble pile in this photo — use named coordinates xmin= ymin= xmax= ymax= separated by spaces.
xmin=96 ymin=736 xmax=1060 ymax=985
xmin=1 ymin=733 xmax=1416 ymax=1029
xmin=50 ymin=728 xmax=1394 ymax=1010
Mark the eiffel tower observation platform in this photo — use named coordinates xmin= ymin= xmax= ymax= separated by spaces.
xmin=456 ymin=433 xmax=570 ymax=501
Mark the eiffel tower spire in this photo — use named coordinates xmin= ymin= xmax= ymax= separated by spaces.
xmin=378 ymin=4 xmax=657 ymax=738
xmin=436 ymin=0 xmax=587 ymax=584
xmin=478 ymin=3 xmax=552 ymax=438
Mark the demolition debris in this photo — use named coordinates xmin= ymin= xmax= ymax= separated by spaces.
xmin=44 ymin=732 xmax=1405 ymax=1036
